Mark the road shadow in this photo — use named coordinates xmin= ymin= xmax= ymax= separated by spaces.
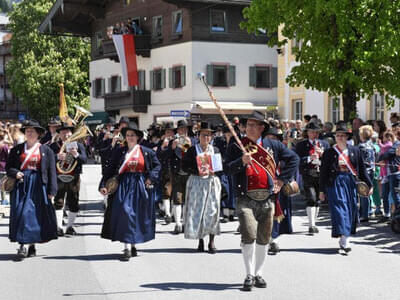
xmin=0 ymin=253 xmax=17 ymax=261
xmin=280 ymin=247 xmax=339 ymax=255
xmin=43 ymin=253 xmax=121 ymax=261
xmin=139 ymin=248 xmax=197 ymax=254
xmin=141 ymin=282 xmax=242 ymax=291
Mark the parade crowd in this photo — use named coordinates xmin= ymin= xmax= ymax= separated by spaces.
xmin=0 ymin=111 xmax=399 ymax=292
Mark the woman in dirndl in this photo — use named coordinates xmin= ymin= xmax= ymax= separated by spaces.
xmin=100 ymin=122 xmax=161 ymax=261
xmin=182 ymin=122 xmax=222 ymax=254
xmin=6 ymin=120 xmax=58 ymax=261
xmin=319 ymin=122 xmax=372 ymax=254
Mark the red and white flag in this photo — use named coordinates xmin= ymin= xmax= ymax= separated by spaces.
xmin=112 ymin=34 xmax=138 ymax=87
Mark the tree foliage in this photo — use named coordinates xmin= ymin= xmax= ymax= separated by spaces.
xmin=0 ymin=0 xmax=10 ymax=12
xmin=242 ymin=0 xmax=400 ymax=121
xmin=7 ymin=0 xmax=90 ymax=124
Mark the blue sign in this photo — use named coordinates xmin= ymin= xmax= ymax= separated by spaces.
xmin=18 ymin=113 xmax=26 ymax=122
xmin=170 ymin=110 xmax=190 ymax=118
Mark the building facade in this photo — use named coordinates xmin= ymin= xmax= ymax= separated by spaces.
xmin=40 ymin=0 xmax=278 ymax=129
xmin=277 ymin=28 xmax=400 ymax=124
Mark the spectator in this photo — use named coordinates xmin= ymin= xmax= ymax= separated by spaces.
xmin=0 ymin=130 xmax=9 ymax=204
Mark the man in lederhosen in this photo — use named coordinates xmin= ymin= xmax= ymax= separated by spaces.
xmin=160 ymin=120 xmax=195 ymax=234
xmin=295 ymin=121 xmax=330 ymax=235
xmin=156 ymin=122 xmax=175 ymax=224
xmin=225 ymin=111 xmax=299 ymax=291
xmin=40 ymin=117 xmax=61 ymax=145
xmin=50 ymin=122 xmax=87 ymax=236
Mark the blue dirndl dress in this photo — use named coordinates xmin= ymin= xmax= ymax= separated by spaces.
xmin=110 ymin=172 xmax=155 ymax=244
xmin=9 ymin=169 xmax=58 ymax=243
xmin=272 ymin=192 xmax=293 ymax=239
xmin=326 ymin=172 xmax=358 ymax=237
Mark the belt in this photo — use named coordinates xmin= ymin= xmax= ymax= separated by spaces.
xmin=246 ymin=189 xmax=271 ymax=201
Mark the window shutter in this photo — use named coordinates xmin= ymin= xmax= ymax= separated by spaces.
xmin=108 ymin=78 xmax=112 ymax=93
xmin=150 ymin=70 xmax=154 ymax=90
xmin=206 ymin=64 xmax=213 ymax=86
xmin=249 ymin=67 xmax=256 ymax=87
xmin=181 ymin=65 xmax=186 ymax=87
xmin=271 ymin=67 xmax=278 ymax=88
xmin=92 ymin=80 xmax=96 ymax=97
xmin=101 ymin=79 xmax=105 ymax=96
xmin=117 ymin=76 xmax=121 ymax=92
xmin=228 ymin=65 xmax=236 ymax=86
xmin=169 ymin=68 xmax=173 ymax=88
xmin=161 ymin=69 xmax=166 ymax=89
xmin=139 ymin=70 xmax=145 ymax=90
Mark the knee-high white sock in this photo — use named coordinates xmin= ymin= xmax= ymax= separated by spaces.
xmin=174 ymin=205 xmax=182 ymax=226
xmin=124 ymin=243 xmax=129 ymax=250
xmin=55 ymin=210 xmax=63 ymax=229
xmin=306 ymin=207 xmax=316 ymax=227
xmin=67 ymin=212 xmax=77 ymax=228
xmin=223 ymin=208 xmax=229 ymax=217
xmin=103 ymin=195 xmax=108 ymax=208
xmin=163 ymin=199 xmax=171 ymax=217
xmin=242 ymin=243 xmax=255 ymax=276
xmin=315 ymin=207 xmax=320 ymax=219
xmin=254 ymin=244 xmax=268 ymax=276
xmin=182 ymin=204 xmax=186 ymax=225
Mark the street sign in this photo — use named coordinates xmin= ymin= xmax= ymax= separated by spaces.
xmin=18 ymin=113 xmax=26 ymax=122
xmin=170 ymin=110 xmax=190 ymax=118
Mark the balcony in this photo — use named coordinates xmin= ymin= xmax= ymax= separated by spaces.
xmin=104 ymin=90 xmax=151 ymax=113
xmin=93 ymin=35 xmax=151 ymax=61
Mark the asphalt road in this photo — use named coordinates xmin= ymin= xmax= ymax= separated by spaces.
xmin=0 ymin=165 xmax=399 ymax=300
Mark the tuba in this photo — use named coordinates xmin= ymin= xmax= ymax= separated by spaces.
xmin=56 ymin=106 xmax=93 ymax=182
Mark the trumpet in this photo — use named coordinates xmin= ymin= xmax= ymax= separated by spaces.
xmin=177 ymin=134 xmax=191 ymax=152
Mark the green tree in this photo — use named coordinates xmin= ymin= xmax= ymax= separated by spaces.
xmin=7 ymin=0 xmax=90 ymax=124
xmin=0 ymin=0 xmax=10 ymax=12
xmin=242 ymin=0 xmax=400 ymax=121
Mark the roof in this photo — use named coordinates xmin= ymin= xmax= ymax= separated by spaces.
xmin=39 ymin=0 xmax=109 ymax=36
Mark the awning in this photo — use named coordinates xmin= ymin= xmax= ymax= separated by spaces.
xmin=193 ymin=101 xmax=272 ymax=112
xmin=84 ymin=111 xmax=109 ymax=125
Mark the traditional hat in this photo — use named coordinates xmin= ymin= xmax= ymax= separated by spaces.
xmin=21 ymin=119 xmax=45 ymax=135
xmin=120 ymin=122 xmax=144 ymax=140
xmin=305 ymin=121 xmax=321 ymax=131
xmin=265 ymin=127 xmax=282 ymax=138
xmin=246 ymin=111 xmax=269 ymax=127
xmin=56 ymin=121 xmax=75 ymax=133
xmin=198 ymin=121 xmax=214 ymax=132
xmin=335 ymin=122 xmax=352 ymax=135
xmin=162 ymin=122 xmax=174 ymax=130
xmin=175 ymin=119 xmax=189 ymax=129
xmin=47 ymin=117 xmax=61 ymax=127
xmin=106 ymin=116 xmax=116 ymax=125
xmin=118 ymin=116 xmax=130 ymax=125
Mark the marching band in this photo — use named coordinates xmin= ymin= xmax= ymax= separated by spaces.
xmin=1 ymin=106 xmax=400 ymax=292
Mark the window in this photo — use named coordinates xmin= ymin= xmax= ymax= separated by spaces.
xmin=138 ymin=70 xmax=145 ymax=90
xmin=152 ymin=16 xmax=163 ymax=38
xmin=172 ymin=11 xmax=183 ymax=35
xmin=329 ymin=96 xmax=341 ymax=124
xmin=95 ymin=31 xmax=103 ymax=51
xmin=206 ymin=64 xmax=235 ymax=87
xmin=292 ymin=99 xmax=303 ymax=120
xmin=169 ymin=66 xmax=186 ymax=88
xmin=92 ymin=78 xmax=105 ymax=98
xmin=150 ymin=69 xmax=166 ymax=91
xmin=249 ymin=66 xmax=278 ymax=88
xmin=372 ymin=93 xmax=385 ymax=120
xmin=210 ymin=10 xmax=227 ymax=33
xmin=108 ymin=76 xmax=121 ymax=93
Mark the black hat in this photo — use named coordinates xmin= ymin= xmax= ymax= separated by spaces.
xmin=162 ymin=122 xmax=174 ymax=130
xmin=392 ymin=121 xmax=400 ymax=128
xmin=246 ymin=111 xmax=269 ymax=127
xmin=48 ymin=117 xmax=61 ymax=127
xmin=118 ymin=116 xmax=130 ymax=125
xmin=57 ymin=122 xmax=75 ymax=133
xmin=265 ymin=127 xmax=282 ymax=138
xmin=176 ymin=119 xmax=189 ymax=129
xmin=121 ymin=122 xmax=144 ymax=140
xmin=335 ymin=122 xmax=352 ymax=134
xmin=21 ymin=119 xmax=45 ymax=135
xmin=198 ymin=121 xmax=214 ymax=132
xmin=305 ymin=121 xmax=321 ymax=131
